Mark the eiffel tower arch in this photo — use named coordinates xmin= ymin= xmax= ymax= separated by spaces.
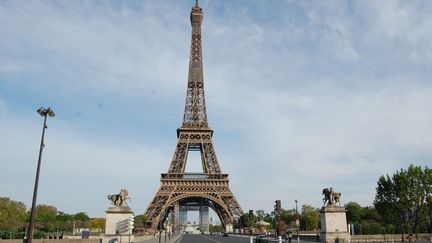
xmin=144 ymin=1 xmax=244 ymax=233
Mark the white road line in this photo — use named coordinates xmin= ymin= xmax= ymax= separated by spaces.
xmin=200 ymin=235 xmax=224 ymax=243
xmin=173 ymin=235 xmax=183 ymax=243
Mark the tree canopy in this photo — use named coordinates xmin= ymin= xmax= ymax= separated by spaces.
xmin=374 ymin=164 xmax=432 ymax=234
xmin=0 ymin=197 xmax=27 ymax=232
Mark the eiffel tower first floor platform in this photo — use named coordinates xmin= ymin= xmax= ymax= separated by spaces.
xmin=144 ymin=173 xmax=244 ymax=232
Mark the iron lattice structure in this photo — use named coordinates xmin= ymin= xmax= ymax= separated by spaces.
xmin=144 ymin=1 xmax=244 ymax=232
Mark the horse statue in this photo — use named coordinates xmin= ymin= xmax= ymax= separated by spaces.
xmin=108 ymin=188 xmax=131 ymax=207
xmin=322 ymin=187 xmax=341 ymax=207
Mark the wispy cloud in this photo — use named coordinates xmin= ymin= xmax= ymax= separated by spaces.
xmin=1 ymin=0 xmax=431 ymax=216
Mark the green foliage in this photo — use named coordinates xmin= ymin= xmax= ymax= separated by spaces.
xmin=301 ymin=205 xmax=319 ymax=230
xmin=88 ymin=218 xmax=105 ymax=231
xmin=73 ymin=212 xmax=90 ymax=222
xmin=255 ymin=209 xmax=266 ymax=221
xmin=35 ymin=205 xmax=58 ymax=231
xmin=342 ymin=164 xmax=432 ymax=235
xmin=0 ymin=197 xmax=94 ymax=239
xmin=424 ymin=166 xmax=432 ymax=232
xmin=279 ymin=209 xmax=296 ymax=226
xmin=134 ymin=215 xmax=147 ymax=230
xmin=363 ymin=207 xmax=381 ymax=222
xmin=361 ymin=222 xmax=381 ymax=235
xmin=346 ymin=202 xmax=364 ymax=223
xmin=209 ymin=224 xmax=222 ymax=233
xmin=0 ymin=197 xmax=27 ymax=232
xmin=239 ymin=212 xmax=257 ymax=227
xmin=56 ymin=213 xmax=73 ymax=222
xmin=33 ymin=230 xmax=47 ymax=239
xmin=374 ymin=164 xmax=431 ymax=234
xmin=384 ymin=224 xmax=396 ymax=234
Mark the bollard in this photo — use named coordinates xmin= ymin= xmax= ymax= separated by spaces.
xmin=250 ymin=236 xmax=253 ymax=243
xmin=279 ymin=236 xmax=283 ymax=243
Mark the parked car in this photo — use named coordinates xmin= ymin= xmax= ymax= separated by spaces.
xmin=223 ymin=232 xmax=229 ymax=237
xmin=255 ymin=235 xmax=268 ymax=243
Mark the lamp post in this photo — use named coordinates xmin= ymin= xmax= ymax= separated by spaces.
xmin=158 ymin=217 xmax=162 ymax=243
xmin=295 ymin=199 xmax=299 ymax=243
xmin=26 ymin=107 xmax=55 ymax=243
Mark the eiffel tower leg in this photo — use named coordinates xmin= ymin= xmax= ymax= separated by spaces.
xmin=173 ymin=203 xmax=179 ymax=234
xmin=144 ymin=187 xmax=172 ymax=231
xmin=199 ymin=206 xmax=209 ymax=233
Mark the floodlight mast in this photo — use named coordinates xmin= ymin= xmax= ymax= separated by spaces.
xmin=26 ymin=107 xmax=55 ymax=243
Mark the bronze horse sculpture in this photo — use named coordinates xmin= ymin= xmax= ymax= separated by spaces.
xmin=322 ymin=187 xmax=341 ymax=207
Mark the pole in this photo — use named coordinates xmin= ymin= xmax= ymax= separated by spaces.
xmin=274 ymin=209 xmax=277 ymax=240
xmin=26 ymin=114 xmax=48 ymax=243
xmin=158 ymin=219 xmax=162 ymax=243
xmin=295 ymin=200 xmax=299 ymax=243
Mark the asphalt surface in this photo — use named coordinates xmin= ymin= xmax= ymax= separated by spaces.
xmin=175 ymin=234 xmax=251 ymax=243
xmin=139 ymin=234 xmax=317 ymax=243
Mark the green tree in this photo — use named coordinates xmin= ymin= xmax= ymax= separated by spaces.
xmin=88 ymin=218 xmax=105 ymax=232
xmin=56 ymin=212 xmax=74 ymax=232
xmin=35 ymin=204 xmax=58 ymax=232
xmin=0 ymin=197 xmax=27 ymax=232
xmin=56 ymin=212 xmax=73 ymax=222
xmin=239 ymin=211 xmax=256 ymax=227
xmin=72 ymin=212 xmax=90 ymax=230
xmin=134 ymin=215 xmax=147 ymax=231
xmin=301 ymin=205 xmax=319 ymax=230
xmin=73 ymin=212 xmax=90 ymax=222
xmin=374 ymin=164 xmax=430 ymax=234
xmin=256 ymin=209 xmax=266 ymax=221
xmin=363 ymin=206 xmax=381 ymax=222
xmin=279 ymin=209 xmax=296 ymax=226
xmin=209 ymin=224 xmax=222 ymax=233
xmin=424 ymin=166 xmax=432 ymax=232
xmin=345 ymin=202 xmax=364 ymax=223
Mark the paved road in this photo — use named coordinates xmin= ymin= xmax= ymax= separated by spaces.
xmin=139 ymin=234 xmax=317 ymax=243
xmin=175 ymin=234 xmax=251 ymax=243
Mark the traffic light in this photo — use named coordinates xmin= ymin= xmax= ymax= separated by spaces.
xmin=249 ymin=210 xmax=253 ymax=216
xmin=274 ymin=200 xmax=281 ymax=212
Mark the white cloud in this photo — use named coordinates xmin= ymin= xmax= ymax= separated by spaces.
xmin=1 ymin=0 xmax=432 ymax=217
xmin=0 ymin=107 xmax=170 ymax=217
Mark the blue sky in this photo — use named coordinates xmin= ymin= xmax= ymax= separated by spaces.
xmin=1 ymin=0 xmax=431 ymax=218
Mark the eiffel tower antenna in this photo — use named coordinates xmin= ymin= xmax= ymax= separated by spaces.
xmin=144 ymin=1 xmax=243 ymax=233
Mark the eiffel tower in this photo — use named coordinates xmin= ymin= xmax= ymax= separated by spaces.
xmin=144 ymin=1 xmax=244 ymax=233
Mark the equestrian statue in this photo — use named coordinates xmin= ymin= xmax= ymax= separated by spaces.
xmin=322 ymin=187 xmax=341 ymax=207
xmin=107 ymin=188 xmax=131 ymax=207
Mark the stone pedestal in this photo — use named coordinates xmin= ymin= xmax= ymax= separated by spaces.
xmin=104 ymin=207 xmax=134 ymax=243
xmin=320 ymin=206 xmax=350 ymax=243
xmin=225 ymin=224 xmax=233 ymax=233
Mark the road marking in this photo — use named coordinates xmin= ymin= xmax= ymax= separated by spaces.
xmin=173 ymin=235 xmax=183 ymax=243
xmin=200 ymin=235 xmax=224 ymax=243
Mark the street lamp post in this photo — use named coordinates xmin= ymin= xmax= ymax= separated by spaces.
xmin=295 ymin=199 xmax=299 ymax=243
xmin=26 ymin=107 xmax=55 ymax=243
xmin=158 ymin=218 xmax=162 ymax=243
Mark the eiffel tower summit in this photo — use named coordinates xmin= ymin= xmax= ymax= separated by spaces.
xmin=144 ymin=0 xmax=244 ymax=233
